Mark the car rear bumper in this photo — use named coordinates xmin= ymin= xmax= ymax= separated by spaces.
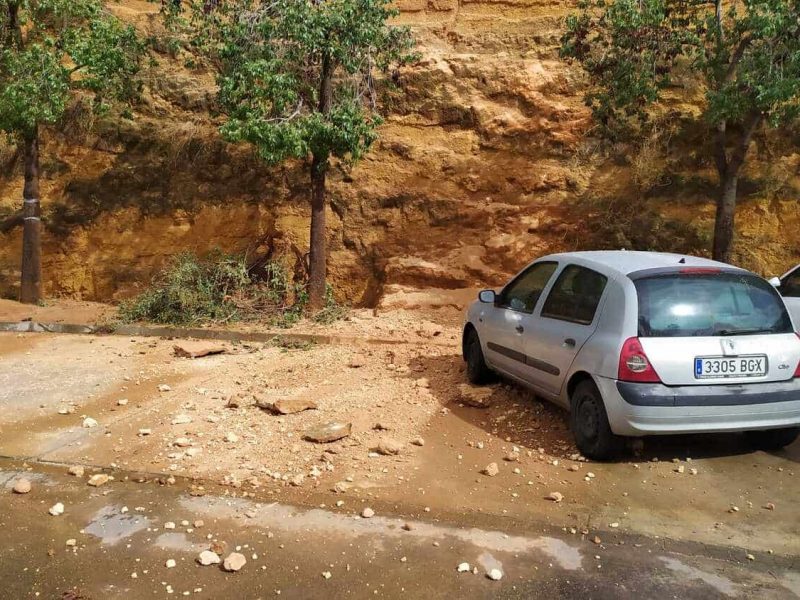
xmin=595 ymin=376 xmax=800 ymax=436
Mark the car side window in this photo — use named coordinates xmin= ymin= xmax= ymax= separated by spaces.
xmin=541 ymin=265 xmax=608 ymax=325
xmin=782 ymin=269 xmax=800 ymax=298
xmin=498 ymin=262 xmax=558 ymax=313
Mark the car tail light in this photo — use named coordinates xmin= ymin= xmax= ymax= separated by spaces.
xmin=618 ymin=337 xmax=661 ymax=383
xmin=795 ymin=333 xmax=800 ymax=378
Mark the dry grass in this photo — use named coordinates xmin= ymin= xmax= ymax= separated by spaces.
xmin=632 ymin=128 xmax=672 ymax=192
xmin=0 ymin=133 xmax=18 ymax=173
xmin=159 ymin=120 xmax=216 ymax=166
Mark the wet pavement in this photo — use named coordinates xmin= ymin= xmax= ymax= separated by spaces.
xmin=1 ymin=460 xmax=798 ymax=599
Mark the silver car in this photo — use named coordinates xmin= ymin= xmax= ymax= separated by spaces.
xmin=770 ymin=263 xmax=800 ymax=326
xmin=462 ymin=251 xmax=800 ymax=460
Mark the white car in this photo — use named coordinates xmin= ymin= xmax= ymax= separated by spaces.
xmin=771 ymin=264 xmax=800 ymax=326
xmin=463 ymin=251 xmax=800 ymax=460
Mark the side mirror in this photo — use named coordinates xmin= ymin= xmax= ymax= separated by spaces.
xmin=768 ymin=276 xmax=782 ymax=288
xmin=479 ymin=289 xmax=496 ymax=304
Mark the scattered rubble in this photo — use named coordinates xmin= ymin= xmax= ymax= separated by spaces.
xmin=374 ymin=438 xmax=404 ymax=456
xmin=481 ymin=463 xmax=499 ymax=477
xmin=68 ymin=466 xmax=85 ymax=478
xmin=223 ymin=553 xmax=247 ymax=572
xmin=304 ymin=422 xmax=352 ymax=444
xmin=12 ymin=479 xmax=31 ymax=494
xmin=87 ymin=474 xmax=110 ymax=487
xmin=197 ymin=551 xmax=221 ymax=566
xmin=458 ymin=384 xmax=495 ymax=408
xmin=82 ymin=417 xmax=98 ymax=428
xmin=361 ymin=508 xmax=375 ymax=519
xmin=173 ymin=342 xmax=226 ymax=359
xmin=49 ymin=503 xmax=65 ymax=516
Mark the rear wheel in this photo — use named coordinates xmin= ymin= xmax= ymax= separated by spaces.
xmin=463 ymin=327 xmax=494 ymax=385
xmin=571 ymin=380 xmax=624 ymax=461
xmin=744 ymin=427 xmax=799 ymax=451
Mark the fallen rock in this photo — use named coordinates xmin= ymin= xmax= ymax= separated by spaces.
xmin=504 ymin=451 xmax=520 ymax=462
xmin=117 ymin=399 xmax=128 ymax=406
xmin=258 ymin=397 xmax=318 ymax=415
xmin=348 ymin=354 xmax=367 ymax=368
xmin=361 ymin=507 xmax=375 ymax=518
xmin=138 ymin=428 xmax=152 ymax=436
xmin=223 ymin=552 xmax=247 ymax=572
xmin=87 ymin=474 xmax=110 ymax=487
xmin=487 ymin=569 xmax=503 ymax=581
xmin=171 ymin=414 xmax=192 ymax=425
xmin=546 ymin=492 xmax=564 ymax=503
xmin=374 ymin=438 xmax=404 ymax=456
xmin=173 ymin=437 xmax=192 ymax=448
xmin=158 ymin=384 xmax=172 ymax=392
xmin=68 ymin=466 xmax=85 ymax=478
xmin=82 ymin=417 xmax=98 ymax=428
xmin=332 ymin=481 xmax=352 ymax=493
xmin=290 ymin=474 xmax=305 ymax=487
xmin=304 ymin=422 xmax=352 ymax=444
xmin=415 ymin=378 xmax=430 ymax=389
xmin=197 ymin=550 xmax=221 ymax=566
xmin=458 ymin=384 xmax=495 ymax=408
xmin=411 ymin=437 xmax=425 ymax=447
xmin=49 ymin=502 xmax=65 ymax=516
xmin=224 ymin=432 xmax=239 ymax=443
xmin=481 ymin=463 xmax=499 ymax=477
xmin=165 ymin=558 xmax=177 ymax=568
xmin=12 ymin=478 xmax=31 ymax=494
xmin=226 ymin=394 xmax=243 ymax=409
xmin=457 ymin=562 xmax=471 ymax=573
xmin=173 ymin=342 xmax=226 ymax=359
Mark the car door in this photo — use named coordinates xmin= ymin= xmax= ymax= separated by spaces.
xmin=480 ymin=261 xmax=559 ymax=380
xmin=520 ymin=264 xmax=609 ymax=399
xmin=779 ymin=266 xmax=800 ymax=328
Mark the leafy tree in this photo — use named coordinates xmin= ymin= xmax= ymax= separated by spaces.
xmin=561 ymin=0 xmax=800 ymax=262
xmin=166 ymin=0 xmax=415 ymax=310
xmin=0 ymin=0 xmax=145 ymax=303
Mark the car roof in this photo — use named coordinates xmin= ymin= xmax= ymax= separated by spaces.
xmin=542 ymin=251 xmax=746 ymax=277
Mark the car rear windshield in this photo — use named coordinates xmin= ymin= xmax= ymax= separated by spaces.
xmin=634 ymin=272 xmax=793 ymax=338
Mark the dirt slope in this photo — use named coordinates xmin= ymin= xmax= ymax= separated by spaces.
xmin=0 ymin=0 xmax=798 ymax=305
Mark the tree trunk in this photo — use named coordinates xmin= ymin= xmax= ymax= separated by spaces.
xmin=308 ymin=153 xmax=328 ymax=311
xmin=20 ymin=129 xmax=42 ymax=304
xmin=307 ymin=53 xmax=334 ymax=312
xmin=712 ymin=170 xmax=737 ymax=263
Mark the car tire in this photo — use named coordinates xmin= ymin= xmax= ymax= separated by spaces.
xmin=570 ymin=379 xmax=624 ymax=461
xmin=744 ymin=427 xmax=799 ymax=451
xmin=463 ymin=327 xmax=495 ymax=385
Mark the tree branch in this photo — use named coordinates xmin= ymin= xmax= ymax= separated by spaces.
xmin=723 ymin=35 xmax=752 ymax=84
xmin=728 ymin=112 xmax=763 ymax=176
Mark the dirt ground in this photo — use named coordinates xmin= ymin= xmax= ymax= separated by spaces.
xmin=1 ymin=308 xmax=799 ymax=567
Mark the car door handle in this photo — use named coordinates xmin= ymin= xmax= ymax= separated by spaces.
xmin=563 ymin=338 xmax=576 ymax=347
xmin=515 ymin=325 xmax=524 ymax=333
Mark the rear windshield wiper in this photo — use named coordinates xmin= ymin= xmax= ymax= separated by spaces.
xmin=717 ymin=327 xmax=777 ymax=336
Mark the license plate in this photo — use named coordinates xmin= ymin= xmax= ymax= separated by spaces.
xmin=694 ymin=355 xmax=768 ymax=379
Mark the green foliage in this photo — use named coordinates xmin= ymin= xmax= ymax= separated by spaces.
xmin=119 ymin=250 xmax=348 ymax=327
xmin=0 ymin=0 xmax=146 ymax=138
xmin=162 ymin=0 xmax=416 ymax=165
xmin=561 ymin=0 xmax=800 ymax=140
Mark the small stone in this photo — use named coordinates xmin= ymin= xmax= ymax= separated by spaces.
xmin=609 ymin=522 xmax=619 ymax=528
xmin=171 ymin=414 xmax=192 ymax=425
xmin=332 ymin=481 xmax=351 ymax=493
xmin=592 ymin=536 xmax=602 ymax=545
xmin=746 ymin=553 xmax=755 ymax=561
xmin=374 ymin=438 xmax=403 ymax=456
xmin=194 ymin=520 xmax=204 ymax=528
xmin=82 ymin=417 xmax=98 ymax=428
xmin=361 ymin=507 xmax=375 ymax=519
xmin=504 ymin=452 xmax=520 ymax=462
xmin=675 ymin=465 xmax=685 ymax=474
xmin=586 ymin=472 xmax=596 ymax=479
xmin=764 ymin=502 xmax=775 ymax=510
xmin=258 ymin=398 xmax=318 ymax=415
xmin=481 ymin=463 xmax=499 ymax=477
xmin=415 ymin=378 xmax=430 ymax=389
xmin=348 ymin=354 xmax=367 ymax=368
xmin=223 ymin=553 xmax=247 ymax=572
xmin=546 ymin=492 xmax=563 ymax=503
xmin=138 ymin=428 xmax=152 ymax=436
xmin=117 ymin=399 xmax=129 ymax=406
xmin=164 ymin=522 xmax=176 ymax=530
xmin=173 ymin=438 xmax=192 ymax=448
xmin=58 ymin=406 xmax=75 ymax=415
xmin=689 ymin=468 xmax=698 ymax=475
xmin=569 ymin=465 xmax=580 ymax=472
xmin=173 ymin=342 xmax=225 ymax=359
xmin=65 ymin=539 xmax=77 ymax=547
xmin=458 ymin=384 xmax=495 ymax=408
xmin=197 ymin=551 xmax=221 ymax=566
xmin=322 ymin=571 xmax=332 ymax=579
xmin=487 ymin=569 xmax=503 ymax=581
xmin=87 ymin=474 xmax=110 ymax=487
xmin=49 ymin=503 xmax=65 ymax=516
xmin=457 ymin=562 xmax=470 ymax=573
xmin=12 ymin=478 xmax=32 ymax=494
xmin=290 ymin=474 xmax=305 ymax=487
xmin=225 ymin=432 xmax=239 ymax=443
xmin=411 ymin=437 xmax=425 ymax=447
xmin=158 ymin=384 xmax=172 ymax=392
xmin=165 ymin=559 xmax=176 ymax=568
xmin=68 ymin=466 xmax=85 ymax=477
xmin=185 ymin=447 xmax=202 ymax=457
xmin=304 ymin=422 xmax=352 ymax=444
xmin=226 ymin=394 xmax=243 ymax=409
xmin=401 ymin=523 xmax=414 ymax=531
